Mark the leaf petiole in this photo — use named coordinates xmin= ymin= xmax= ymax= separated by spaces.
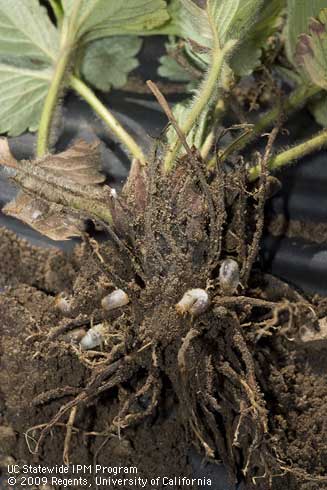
xmin=163 ymin=37 xmax=236 ymax=172
xmin=36 ymin=3 xmax=81 ymax=157
xmin=208 ymin=84 xmax=321 ymax=168
xmin=200 ymin=98 xmax=226 ymax=159
xmin=36 ymin=42 xmax=71 ymax=157
xmin=48 ymin=0 xmax=64 ymax=26
xmin=70 ymin=75 xmax=146 ymax=165
xmin=249 ymin=128 xmax=327 ymax=181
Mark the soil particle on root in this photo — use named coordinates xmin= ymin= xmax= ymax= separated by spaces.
xmin=0 ymin=149 xmax=327 ymax=490
xmin=267 ymin=213 xmax=327 ymax=245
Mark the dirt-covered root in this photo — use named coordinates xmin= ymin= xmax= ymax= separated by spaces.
xmin=0 ymin=280 xmax=194 ymax=489
xmin=30 ymin=344 xmax=160 ymax=455
xmin=165 ymin=305 xmax=273 ymax=489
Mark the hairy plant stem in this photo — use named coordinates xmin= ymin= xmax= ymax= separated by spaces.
xmin=163 ymin=39 xmax=235 ymax=172
xmin=36 ymin=0 xmax=83 ymax=157
xmin=207 ymin=84 xmax=321 ymax=168
xmin=249 ymin=128 xmax=327 ymax=181
xmin=70 ymin=76 xmax=146 ymax=165
xmin=37 ymin=20 xmax=71 ymax=157
xmin=200 ymin=99 xmax=225 ymax=159
xmin=37 ymin=0 xmax=145 ymax=164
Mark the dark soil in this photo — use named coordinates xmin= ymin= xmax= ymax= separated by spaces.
xmin=1 ymin=149 xmax=327 ymax=490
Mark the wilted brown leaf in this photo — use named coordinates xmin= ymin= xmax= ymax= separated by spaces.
xmin=0 ymin=138 xmax=107 ymax=241
xmin=3 ymin=192 xmax=85 ymax=241
xmin=36 ymin=139 xmax=106 ymax=185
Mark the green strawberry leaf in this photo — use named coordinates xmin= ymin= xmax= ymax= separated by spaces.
xmin=178 ymin=0 xmax=264 ymax=49
xmin=0 ymin=62 xmax=52 ymax=136
xmin=0 ymin=0 xmax=59 ymax=136
xmin=162 ymin=0 xmax=264 ymax=169
xmin=158 ymin=54 xmax=193 ymax=82
xmin=0 ymin=0 xmax=59 ymax=63
xmin=310 ymin=93 xmax=327 ymax=127
xmin=81 ymin=37 xmax=142 ymax=92
xmin=230 ymin=0 xmax=285 ymax=76
xmin=62 ymin=0 xmax=170 ymax=42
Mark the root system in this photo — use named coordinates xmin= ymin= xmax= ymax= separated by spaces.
xmin=1 ymin=142 xmax=327 ymax=490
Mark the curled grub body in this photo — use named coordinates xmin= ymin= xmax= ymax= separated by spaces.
xmin=176 ymin=288 xmax=209 ymax=316
xmin=101 ymin=289 xmax=129 ymax=311
xmin=80 ymin=323 xmax=106 ymax=350
xmin=219 ymin=259 xmax=240 ymax=294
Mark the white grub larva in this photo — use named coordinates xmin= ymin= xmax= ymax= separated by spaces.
xmin=219 ymin=258 xmax=240 ymax=294
xmin=176 ymin=289 xmax=210 ymax=316
xmin=80 ymin=323 xmax=106 ymax=351
xmin=110 ymin=187 xmax=118 ymax=199
xmin=54 ymin=293 xmax=73 ymax=316
xmin=101 ymin=289 xmax=129 ymax=311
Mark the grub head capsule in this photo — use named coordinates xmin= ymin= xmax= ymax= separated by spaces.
xmin=101 ymin=289 xmax=129 ymax=311
xmin=176 ymin=288 xmax=209 ymax=316
xmin=219 ymin=259 xmax=240 ymax=294
xmin=54 ymin=293 xmax=73 ymax=316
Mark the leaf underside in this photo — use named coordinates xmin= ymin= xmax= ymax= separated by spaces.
xmin=158 ymin=54 xmax=194 ymax=82
xmin=0 ymin=0 xmax=59 ymax=136
xmin=310 ymin=93 xmax=327 ymax=127
xmin=0 ymin=0 xmax=59 ymax=62
xmin=35 ymin=139 xmax=106 ymax=185
xmin=62 ymin=0 xmax=170 ymax=41
xmin=81 ymin=37 xmax=142 ymax=91
xmin=0 ymin=0 xmax=172 ymax=137
xmin=0 ymin=63 xmax=51 ymax=136
xmin=230 ymin=0 xmax=285 ymax=76
xmin=163 ymin=0 xmax=264 ymax=160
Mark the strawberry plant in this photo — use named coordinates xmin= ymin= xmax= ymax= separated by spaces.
xmin=0 ymin=1 xmax=327 ymax=489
